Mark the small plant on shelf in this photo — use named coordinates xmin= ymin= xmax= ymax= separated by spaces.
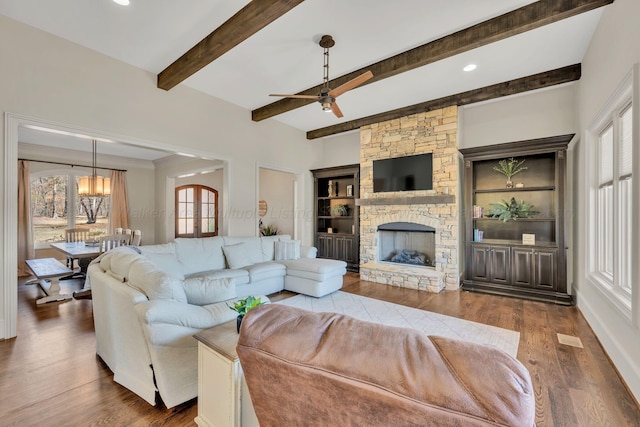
xmin=330 ymin=204 xmax=349 ymax=217
xmin=488 ymin=197 xmax=538 ymax=222
xmin=493 ymin=158 xmax=527 ymax=188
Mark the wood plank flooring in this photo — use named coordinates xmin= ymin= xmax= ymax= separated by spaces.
xmin=1 ymin=273 xmax=639 ymax=426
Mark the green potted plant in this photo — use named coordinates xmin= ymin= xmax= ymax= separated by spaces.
xmin=488 ymin=197 xmax=538 ymax=222
xmin=260 ymin=224 xmax=279 ymax=236
xmin=492 ymin=158 xmax=527 ymax=188
xmin=330 ymin=204 xmax=349 ymax=217
xmin=229 ymin=296 xmax=264 ymax=332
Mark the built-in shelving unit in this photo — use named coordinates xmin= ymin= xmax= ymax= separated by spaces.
xmin=312 ymin=164 xmax=359 ymax=272
xmin=460 ymin=134 xmax=573 ymax=305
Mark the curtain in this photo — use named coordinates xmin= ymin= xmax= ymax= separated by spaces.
xmin=109 ymin=170 xmax=130 ymax=233
xmin=18 ymin=160 xmax=35 ymax=277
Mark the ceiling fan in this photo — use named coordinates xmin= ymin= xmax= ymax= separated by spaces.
xmin=269 ymin=35 xmax=373 ymax=118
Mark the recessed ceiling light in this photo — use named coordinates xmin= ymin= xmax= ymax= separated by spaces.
xmin=463 ymin=64 xmax=477 ymax=72
xmin=113 ymin=0 xmax=130 ymax=5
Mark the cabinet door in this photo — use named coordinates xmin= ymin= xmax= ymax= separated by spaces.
xmin=470 ymin=245 xmax=491 ymax=282
xmin=317 ymin=235 xmax=334 ymax=259
xmin=534 ymin=248 xmax=557 ymax=290
xmin=511 ymin=248 xmax=533 ymax=288
xmin=334 ymin=236 xmax=356 ymax=263
xmin=489 ymin=246 xmax=510 ymax=284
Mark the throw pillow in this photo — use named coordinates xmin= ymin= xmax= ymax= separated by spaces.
xmin=222 ymin=243 xmax=253 ymax=269
xmin=182 ymin=277 xmax=236 ymax=306
xmin=275 ymin=240 xmax=301 ymax=260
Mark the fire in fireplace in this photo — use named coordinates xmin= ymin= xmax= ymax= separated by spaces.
xmin=377 ymin=222 xmax=436 ymax=267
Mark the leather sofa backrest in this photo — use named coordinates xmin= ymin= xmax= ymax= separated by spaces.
xmin=237 ymin=304 xmax=535 ymax=427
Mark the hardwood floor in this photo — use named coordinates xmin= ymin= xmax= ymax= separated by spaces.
xmin=2 ymin=273 xmax=639 ymax=426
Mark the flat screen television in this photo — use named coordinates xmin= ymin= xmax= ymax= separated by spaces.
xmin=373 ymin=153 xmax=433 ymax=192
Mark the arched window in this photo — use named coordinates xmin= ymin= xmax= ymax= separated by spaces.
xmin=175 ymin=185 xmax=218 ymax=238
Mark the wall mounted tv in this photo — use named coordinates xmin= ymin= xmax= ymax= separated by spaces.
xmin=373 ymin=153 xmax=433 ymax=193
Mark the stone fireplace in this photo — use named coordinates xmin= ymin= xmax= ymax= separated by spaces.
xmin=358 ymin=107 xmax=459 ymax=292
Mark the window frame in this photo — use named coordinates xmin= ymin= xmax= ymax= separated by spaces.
xmin=586 ymin=67 xmax=638 ymax=322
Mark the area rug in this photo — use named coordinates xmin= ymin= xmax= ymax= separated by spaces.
xmin=277 ymin=291 xmax=520 ymax=357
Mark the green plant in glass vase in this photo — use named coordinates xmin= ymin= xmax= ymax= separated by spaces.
xmin=488 ymin=197 xmax=539 ymax=222
xmin=492 ymin=158 xmax=527 ymax=188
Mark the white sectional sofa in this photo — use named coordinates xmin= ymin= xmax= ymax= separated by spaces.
xmin=89 ymin=235 xmax=346 ymax=408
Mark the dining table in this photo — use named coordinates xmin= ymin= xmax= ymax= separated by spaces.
xmin=50 ymin=241 xmax=102 ymax=298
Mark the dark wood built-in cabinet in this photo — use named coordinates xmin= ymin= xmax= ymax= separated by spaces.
xmin=460 ymin=134 xmax=573 ymax=305
xmin=312 ymin=164 xmax=359 ymax=272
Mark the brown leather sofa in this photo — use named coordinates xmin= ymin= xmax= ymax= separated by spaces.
xmin=237 ymin=304 xmax=535 ymax=426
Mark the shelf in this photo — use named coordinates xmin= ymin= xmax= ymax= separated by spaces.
xmin=467 ymin=239 xmax=558 ymax=247
xmin=472 ymin=217 xmax=555 ymax=222
xmin=318 ymin=216 xmax=354 ymax=219
xmin=317 ymin=232 xmax=357 ymax=237
xmin=474 ymin=186 xmax=555 ymax=193
xmin=318 ymin=196 xmax=355 ymax=200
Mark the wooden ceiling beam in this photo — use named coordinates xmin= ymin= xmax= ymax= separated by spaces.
xmin=157 ymin=0 xmax=305 ymax=91
xmin=252 ymin=0 xmax=612 ymax=121
xmin=306 ymin=64 xmax=581 ymax=140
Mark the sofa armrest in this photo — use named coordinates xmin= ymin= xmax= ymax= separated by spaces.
xmin=301 ymin=245 xmax=317 ymax=259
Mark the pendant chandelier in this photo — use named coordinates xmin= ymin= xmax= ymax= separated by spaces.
xmin=78 ymin=140 xmax=110 ymax=197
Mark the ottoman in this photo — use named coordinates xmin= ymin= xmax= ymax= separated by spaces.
xmin=280 ymin=257 xmax=347 ymax=297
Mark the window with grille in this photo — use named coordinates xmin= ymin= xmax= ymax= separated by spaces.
xmin=587 ymin=70 xmax=635 ymax=317
xmin=175 ymin=185 xmax=218 ymax=238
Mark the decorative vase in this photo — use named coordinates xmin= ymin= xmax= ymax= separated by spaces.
xmin=328 ymin=180 xmax=334 ymax=197
xmin=506 ymin=180 xmax=513 ymax=189
xmin=236 ymin=315 xmax=244 ymax=333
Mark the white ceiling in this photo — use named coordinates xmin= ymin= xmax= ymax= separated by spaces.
xmin=1 ymin=0 xmax=605 ymax=152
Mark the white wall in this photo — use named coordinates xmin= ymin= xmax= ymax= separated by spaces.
xmin=459 ymin=84 xmax=577 ymax=149
xmin=313 ymin=131 xmax=360 ymax=168
xmin=0 ymin=15 xmax=321 ymax=338
xmin=259 ymin=168 xmax=296 ymax=236
xmin=574 ymin=0 xmax=640 ymax=402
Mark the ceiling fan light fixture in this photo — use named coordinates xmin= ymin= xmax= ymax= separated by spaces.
xmin=322 ymin=102 xmax=332 ymax=112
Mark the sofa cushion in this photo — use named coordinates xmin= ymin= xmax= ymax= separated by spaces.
xmin=274 ymin=240 xmax=301 ymax=260
xmin=175 ymin=237 xmax=225 ymax=275
xmin=243 ymin=261 xmax=286 ymax=283
xmin=280 ymin=258 xmax=347 ymax=281
xmin=140 ymin=242 xmax=176 ymax=254
xmin=128 ymin=258 xmax=188 ymax=303
xmin=189 ymin=268 xmax=250 ymax=286
xmin=109 ymin=251 xmax=146 ymax=280
xmin=143 ymin=252 xmax=185 ymax=279
xmin=223 ymin=237 xmax=263 ymax=265
xmin=182 ymin=277 xmax=236 ymax=306
xmin=260 ymin=235 xmax=291 ymax=261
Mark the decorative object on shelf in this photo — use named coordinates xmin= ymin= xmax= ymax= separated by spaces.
xmin=346 ymin=184 xmax=354 ymax=197
xmin=258 ymin=200 xmax=268 ymax=217
xmin=492 ymin=157 xmax=527 ymax=188
xmin=228 ymin=296 xmax=264 ymax=333
xmin=488 ymin=197 xmax=539 ymax=222
xmin=522 ymin=233 xmax=536 ymax=245
xmin=328 ymin=180 xmax=339 ymax=197
xmin=327 ymin=227 xmax=334 ymax=234
xmin=330 ymin=204 xmax=349 ymax=217
xmin=515 ymin=182 xmax=525 ymax=188
xmin=260 ymin=224 xmax=279 ymax=236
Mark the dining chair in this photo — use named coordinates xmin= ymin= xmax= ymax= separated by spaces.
xmin=130 ymin=229 xmax=142 ymax=246
xmin=98 ymin=234 xmax=131 ymax=253
xmin=64 ymin=228 xmax=90 ymax=269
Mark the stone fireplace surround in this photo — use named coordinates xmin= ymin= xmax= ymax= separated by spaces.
xmin=358 ymin=107 xmax=459 ymax=292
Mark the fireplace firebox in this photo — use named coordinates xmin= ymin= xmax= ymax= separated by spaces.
xmin=377 ymin=222 xmax=436 ymax=267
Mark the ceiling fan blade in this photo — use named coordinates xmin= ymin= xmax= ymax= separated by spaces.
xmin=269 ymin=94 xmax=319 ymax=99
xmin=331 ymin=101 xmax=344 ymax=118
xmin=328 ymin=70 xmax=374 ymax=98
